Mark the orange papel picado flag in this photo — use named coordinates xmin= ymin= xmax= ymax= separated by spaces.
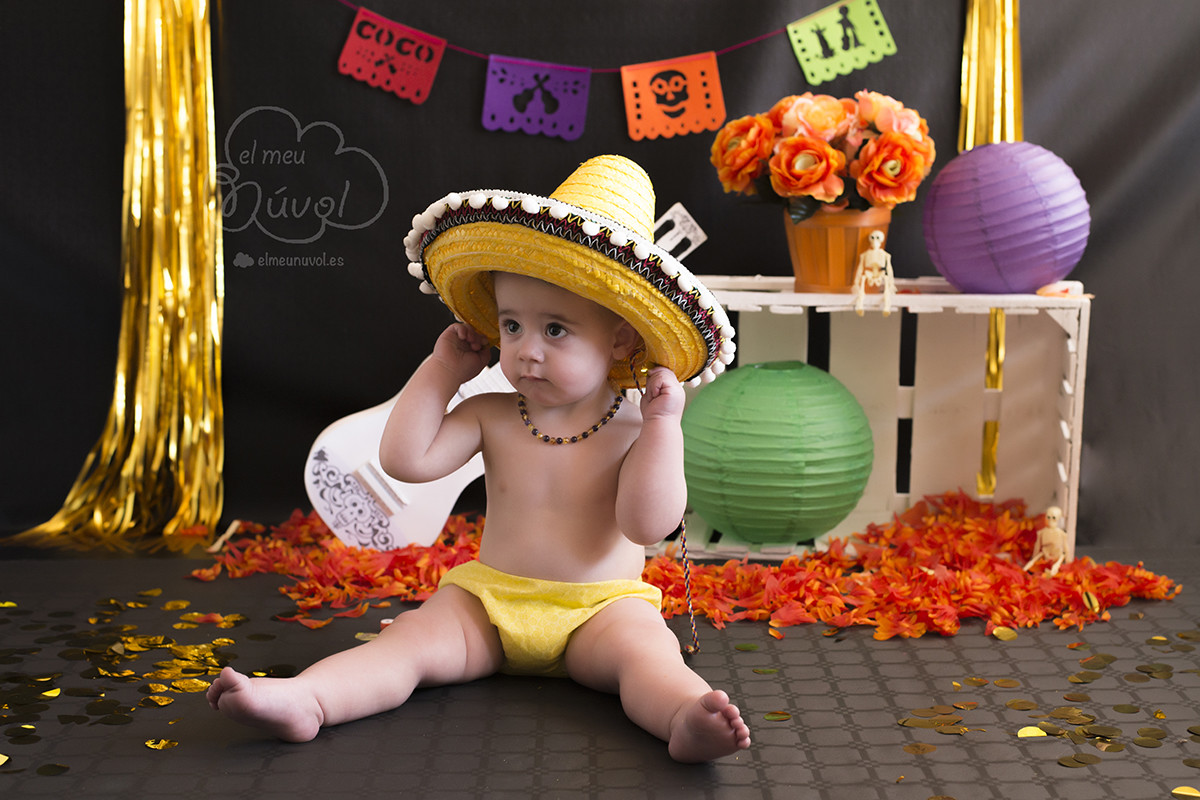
xmin=620 ymin=51 xmax=726 ymax=141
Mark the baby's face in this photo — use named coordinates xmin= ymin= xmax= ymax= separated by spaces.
xmin=492 ymin=272 xmax=634 ymax=404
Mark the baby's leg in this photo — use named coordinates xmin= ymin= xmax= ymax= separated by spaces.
xmin=564 ymin=598 xmax=751 ymax=763
xmin=207 ymin=585 xmax=503 ymax=741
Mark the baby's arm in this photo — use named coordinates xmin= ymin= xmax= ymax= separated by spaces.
xmin=616 ymin=367 xmax=688 ymax=545
xmin=378 ymin=323 xmax=491 ymax=483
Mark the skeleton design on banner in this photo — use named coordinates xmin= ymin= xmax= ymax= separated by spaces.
xmin=620 ymin=51 xmax=726 ymax=141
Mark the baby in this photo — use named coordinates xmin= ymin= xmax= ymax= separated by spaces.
xmin=207 ymin=156 xmax=748 ymax=762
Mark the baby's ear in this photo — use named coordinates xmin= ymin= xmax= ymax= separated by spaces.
xmin=612 ymin=321 xmax=642 ymax=361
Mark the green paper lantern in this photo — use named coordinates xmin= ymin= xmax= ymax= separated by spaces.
xmin=682 ymin=361 xmax=874 ymax=544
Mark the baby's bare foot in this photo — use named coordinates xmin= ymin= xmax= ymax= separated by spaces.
xmin=206 ymin=667 xmax=323 ymax=742
xmin=667 ymin=690 xmax=752 ymax=762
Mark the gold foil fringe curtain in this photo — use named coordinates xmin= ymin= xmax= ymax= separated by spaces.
xmin=960 ymin=0 xmax=1022 ymax=498
xmin=16 ymin=0 xmax=224 ymax=551
xmin=959 ymin=0 xmax=1023 ymax=151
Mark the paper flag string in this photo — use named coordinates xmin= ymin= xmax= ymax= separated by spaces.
xmin=787 ymin=0 xmax=896 ymax=86
xmin=620 ymin=51 xmax=726 ymax=141
xmin=337 ymin=7 xmax=446 ymax=104
xmin=482 ymin=55 xmax=591 ymax=141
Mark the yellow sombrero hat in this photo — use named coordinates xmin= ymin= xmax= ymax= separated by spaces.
xmin=404 ymin=155 xmax=735 ymax=388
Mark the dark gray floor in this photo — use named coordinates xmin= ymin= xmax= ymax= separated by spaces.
xmin=3 ymin=547 xmax=1199 ymax=799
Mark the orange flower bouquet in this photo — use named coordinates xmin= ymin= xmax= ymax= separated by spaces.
xmin=711 ymin=90 xmax=937 ymax=222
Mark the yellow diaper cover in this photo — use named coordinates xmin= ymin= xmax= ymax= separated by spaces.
xmin=437 ymin=560 xmax=662 ymax=677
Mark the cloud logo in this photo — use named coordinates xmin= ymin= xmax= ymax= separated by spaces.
xmin=232 ymin=252 xmax=255 ymax=268
xmin=218 ymin=106 xmax=389 ymax=244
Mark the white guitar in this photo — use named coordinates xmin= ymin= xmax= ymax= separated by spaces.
xmin=304 ymin=365 xmax=514 ymax=550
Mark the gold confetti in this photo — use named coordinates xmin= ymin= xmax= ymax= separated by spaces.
xmin=936 ymin=725 xmax=969 ymax=735
xmin=1113 ymin=704 xmax=1141 ymax=714
xmin=1079 ymin=654 xmax=1116 ymax=669
xmin=1147 ymin=635 xmax=1170 ymax=645
xmin=139 ymin=588 xmax=163 ymax=596
xmin=354 ymin=632 xmax=379 ymax=643
xmin=139 ymin=695 xmax=175 ymax=708
xmin=145 ymin=738 xmax=179 ymax=750
xmin=1095 ymin=741 xmax=1125 ymax=753
xmin=1124 ymin=672 xmax=1151 ymax=683
xmin=1057 ymin=755 xmax=1089 ymax=768
xmin=1068 ymin=671 xmax=1102 ymax=684
xmin=953 ymin=701 xmax=979 ymax=711
xmin=1183 ymin=758 xmax=1200 ymax=769
xmin=1074 ymin=753 xmax=1102 ymax=765
xmin=1188 ymin=725 xmax=1200 ymax=736
xmin=0 ymin=754 xmax=9 ymax=767
xmin=1067 ymin=642 xmax=1090 ymax=651
xmin=903 ymin=743 xmax=937 ymax=754
xmin=40 ymin=688 xmax=61 ymax=698
xmin=170 ymin=678 xmax=211 ymax=693
xmin=1083 ymin=591 xmax=1099 ymax=612
xmin=1082 ymin=724 xmax=1121 ymax=738
xmin=35 ymin=763 xmax=69 ymax=776
xmin=1018 ymin=726 xmax=1047 ymax=738
xmin=1172 ymin=788 xmax=1200 ymax=799
xmin=162 ymin=600 xmax=191 ymax=611
xmin=1063 ymin=693 xmax=1091 ymax=703
xmin=1136 ymin=662 xmax=1172 ymax=674
xmin=1137 ymin=727 xmax=1168 ymax=739
xmin=752 ymin=668 xmax=778 ymax=675
xmin=1006 ymin=699 xmax=1038 ymax=711
xmin=1133 ymin=736 xmax=1164 ymax=748
xmin=992 ymin=626 xmax=1017 ymax=641
xmin=764 ymin=711 xmax=791 ymax=722
xmin=993 ymin=678 xmax=1021 ymax=689
xmin=1154 ymin=709 xmax=1167 ymax=719
xmin=0 ymin=601 xmax=16 ymax=608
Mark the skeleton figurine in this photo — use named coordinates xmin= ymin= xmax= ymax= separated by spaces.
xmin=1023 ymin=506 xmax=1069 ymax=576
xmin=852 ymin=229 xmax=896 ymax=316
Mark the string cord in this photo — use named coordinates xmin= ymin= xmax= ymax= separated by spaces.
xmin=631 ymin=352 xmax=700 ymax=655
xmin=331 ymin=0 xmax=785 ymax=71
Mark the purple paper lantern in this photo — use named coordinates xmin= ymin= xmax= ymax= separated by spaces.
xmin=923 ymin=142 xmax=1090 ymax=294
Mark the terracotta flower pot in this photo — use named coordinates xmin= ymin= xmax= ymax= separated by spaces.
xmin=784 ymin=206 xmax=892 ymax=293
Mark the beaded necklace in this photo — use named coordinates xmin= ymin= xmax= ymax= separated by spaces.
xmin=517 ymin=393 xmax=623 ymax=444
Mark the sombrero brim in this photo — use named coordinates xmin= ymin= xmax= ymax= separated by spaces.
xmin=405 ymin=191 xmax=735 ymax=387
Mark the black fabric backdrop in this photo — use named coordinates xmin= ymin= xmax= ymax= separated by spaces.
xmin=2 ymin=0 xmax=1198 ymax=548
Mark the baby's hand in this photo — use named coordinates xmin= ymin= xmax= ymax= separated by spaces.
xmin=639 ymin=366 xmax=685 ymax=422
xmin=431 ymin=323 xmax=491 ymax=383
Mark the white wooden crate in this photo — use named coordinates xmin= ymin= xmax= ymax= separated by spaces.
xmin=669 ymin=275 xmax=1091 ymax=561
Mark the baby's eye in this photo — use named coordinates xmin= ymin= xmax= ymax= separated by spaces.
xmin=545 ymin=322 xmax=567 ymax=338
xmin=501 ymin=319 xmax=521 ymax=335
